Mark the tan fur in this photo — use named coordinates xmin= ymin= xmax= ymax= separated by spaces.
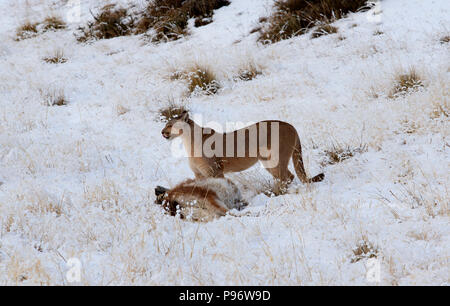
xmin=161 ymin=112 xmax=324 ymax=185
xmin=156 ymin=178 xmax=246 ymax=222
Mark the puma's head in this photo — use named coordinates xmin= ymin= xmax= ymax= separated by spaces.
xmin=161 ymin=111 xmax=190 ymax=140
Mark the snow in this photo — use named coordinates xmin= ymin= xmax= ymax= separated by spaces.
xmin=0 ymin=0 xmax=448 ymax=285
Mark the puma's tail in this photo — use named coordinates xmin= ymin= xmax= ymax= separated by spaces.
xmin=292 ymin=135 xmax=324 ymax=184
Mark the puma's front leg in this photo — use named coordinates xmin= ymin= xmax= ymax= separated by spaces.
xmin=189 ymin=158 xmax=223 ymax=178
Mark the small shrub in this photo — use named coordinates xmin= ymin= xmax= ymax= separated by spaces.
xmin=258 ymin=0 xmax=371 ymax=44
xmin=322 ymin=142 xmax=367 ymax=166
xmin=76 ymin=4 xmax=135 ymax=42
xmin=43 ymin=49 xmax=67 ymax=64
xmin=15 ymin=22 xmax=39 ymax=40
xmin=188 ymin=67 xmax=220 ymax=95
xmin=351 ymin=239 xmax=378 ymax=263
xmin=389 ymin=69 xmax=424 ymax=98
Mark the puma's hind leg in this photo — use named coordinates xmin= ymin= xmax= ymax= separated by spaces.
xmin=261 ymin=155 xmax=293 ymax=194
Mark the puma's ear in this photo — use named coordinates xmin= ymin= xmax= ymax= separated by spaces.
xmin=180 ymin=111 xmax=189 ymax=122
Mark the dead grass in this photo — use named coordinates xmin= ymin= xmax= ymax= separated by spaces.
xmin=168 ymin=65 xmax=220 ymax=94
xmin=75 ymin=0 xmax=230 ymax=43
xmin=378 ymin=168 xmax=449 ymax=218
xmin=236 ymin=63 xmax=262 ymax=81
xmin=15 ymin=17 xmax=66 ymax=41
xmin=136 ymin=0 xmax=230 ymax=43
xmin=184 ymin=0 xmax=231 ymax=27
xmin=373 ymin=29 xmax=384 ymax=36
xmin=258 ymin=0 xmax=371 ymax=44
xmin=389 ymin=69 xmax=424 ymax=98
xmin=25 ymin=193 xmax=63 ymax=217
xmin=311 ymin=23 xmax=338 ymax=39
xmin=76 ymin=4 xmax=135 ymax=42
xmin=137 ymin=4 xmax=188 ymax=43
xmin=399 ymin=184 xmax=448 ymax=218
xmin=171 ymin=65 xmax=220 ymax=95
xmin=407 ymin=229 xmax=440 ymax=242
xmin=430 ymin=104 xmax=449 ymax=119
xmin=42 ymin=16 xmax=66 ymax=31
xmin=439 ymin=35 xmax=450 ymax=44
xmin=43 ymin=49 xmax=67 ymax=64
xmin=321 ymin=142 xmax=368 ymax=166
xmin=15 ymin=21 xmax=39 ymax=40
xmin=188 ymin=66 xmax=220 ymax=94
xmin=351 ymin=238 xmax=378 ymax=263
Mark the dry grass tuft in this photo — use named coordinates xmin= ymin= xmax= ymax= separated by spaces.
xmin=15 ymin=21 xmax=39 ymax=40
xmin=43 ymin=49 xmax=67 ymax=64
xmin=373 ymin=29 xmax=384 ymax=36
xmin=187 ymin=66 xmax=220 ymax=94
xmin=236 ymin=63 xmax=262 ymax=81
xmin=25 ymin=193 xmax=63 ymax=217
xmin=311 ymin=23 xmax=338 ymax=38
xmin=168 ymin=65 xmax=220 ymax=94
xmin=430 ymin=104 xmax=449 ymax=119
xmin=321 ymin=142 xmax=367 ymax=166
xmin=389 ymin=69 xmax=424 ymax=98
xmin=258 ymin=0 xmax=371 ymax=44
xmin=76 ymin=4 xmax=135 ymax=42
xmin=16 ymin=17 xmax=66 ymax=41
xmin=396 ymin=184 xmax=448 ymax=218
xmin=351 ymin=238 xmax=378 ymax=263
xmin=42 ymin=16 xmax=66 ymax=31
xmin=137 ymin=4 xmax=188 ymax=43
xmin=439 ymin=35 xmax=450 ymax=44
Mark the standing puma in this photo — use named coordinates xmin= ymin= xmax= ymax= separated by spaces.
xmin=161 ymin=112 xmax=324 ymax=185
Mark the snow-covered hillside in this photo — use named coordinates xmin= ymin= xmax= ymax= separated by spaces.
xmin=0 ymin=0 xmax=448 ymax=285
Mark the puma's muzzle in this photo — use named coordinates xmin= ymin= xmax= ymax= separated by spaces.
xmin=162 ymin=130 xmax=171 ymax=139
